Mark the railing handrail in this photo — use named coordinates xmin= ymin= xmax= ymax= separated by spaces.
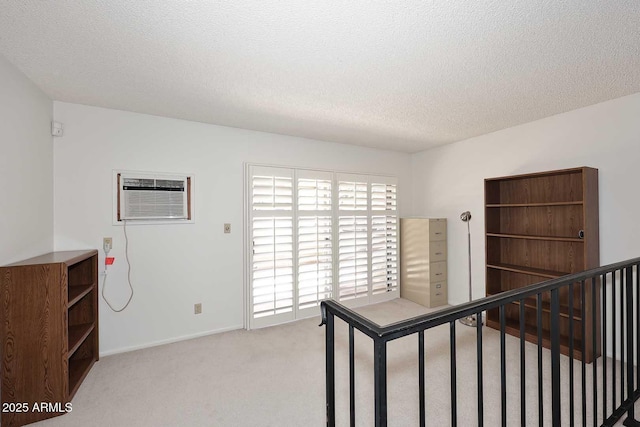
xmin=321 ymin=256 xmax=640 ymax=342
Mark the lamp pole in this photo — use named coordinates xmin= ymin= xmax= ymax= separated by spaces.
xmin=459 ymin=211 xmax=481 ymax=327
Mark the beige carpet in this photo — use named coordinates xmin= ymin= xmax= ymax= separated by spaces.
xmin=30 ymin=298 xmax=635 ymax=426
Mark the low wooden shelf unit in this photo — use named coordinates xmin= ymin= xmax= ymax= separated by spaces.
xmin=0 ymin=250 xmax=99 ymax=427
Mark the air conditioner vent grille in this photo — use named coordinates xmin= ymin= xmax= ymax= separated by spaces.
xmin=117 ymin=173 xmax=192 ymax=221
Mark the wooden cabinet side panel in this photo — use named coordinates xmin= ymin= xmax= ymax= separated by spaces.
xmin=583 ymin=168 xmax=600 ymax=269
xmin=1 ymin=264 xmax=66 ymax=426
xmin=92 ymin=255 xmax=100 ymax=362
xmin=582 ymin=167 xmax=600 ymax=362
xmin=61 ymin=264 xmax=69 ymax=402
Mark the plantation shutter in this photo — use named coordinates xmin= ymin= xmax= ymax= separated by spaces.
xmin=250 ymin=166 xmax=294 ymax=328
xmin=297 ymin=171 xmax=333 ymax=316
xmin=247 ymin=165 xmax=398 ymax=327
xmin=371 ymin=180 xmax=398 ymax=296
xmin=337 ymin=174 xmax=370 ymax=302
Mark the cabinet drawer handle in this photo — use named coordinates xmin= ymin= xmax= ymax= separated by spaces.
xmin=436 ymin=284 xmax=442 ymax=288
xmin=435 ymin=273 xmax=442 ymax=276
xmin=435 ymin=252 xmax=442 ymax=255
xmin=435 ymin=232 xmax=442 ymax=235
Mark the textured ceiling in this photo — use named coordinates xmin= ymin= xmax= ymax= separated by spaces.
xmin=1 ymin=1 xmax=639 ymax=153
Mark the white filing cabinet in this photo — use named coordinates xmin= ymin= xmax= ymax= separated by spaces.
xmin=400 ymin=218 xmax=448 ymax=308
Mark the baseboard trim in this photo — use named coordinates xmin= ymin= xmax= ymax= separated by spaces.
xmin=99 ymin=324 xmax=243 ymax=357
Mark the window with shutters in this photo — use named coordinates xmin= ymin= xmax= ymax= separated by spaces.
xmin=247 ymin=165 xmax=398 ymax=328
xmin=337 ymin=176 xmax=369 ymax=301
xmin=250 ymin=167 xmax=294 ymax=326
xmin=337 ymin=174 xmax=398 ymax=305
xmin=297 ymin=171 xmax=333 ymax=317
xmin=370 ymin=181 xmax=398 ymax=296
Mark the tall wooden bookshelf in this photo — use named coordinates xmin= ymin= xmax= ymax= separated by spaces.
xmin=0 ymin=250 xmax=99 ymax=426
xmin=484 ymin=167 xmax=600 ymax=363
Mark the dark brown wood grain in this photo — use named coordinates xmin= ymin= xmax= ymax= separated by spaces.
xmin=484 ymin=167 xmax=600 ymax=363
xmin=0 ymin=250 xmax=98 ymax=426
xmin=68 ymin=330 xmax=96 ymax=399
xmin=487 ymin=237 xmax=584 ymax=274
xmin=486 ymin=205 xmax=584 ymax=238
xmin=68 ymin=292 xmax=95 ymax=327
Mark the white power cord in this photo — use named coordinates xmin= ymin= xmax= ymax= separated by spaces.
xmin=101 ymin=219 xmax=134 ymax=312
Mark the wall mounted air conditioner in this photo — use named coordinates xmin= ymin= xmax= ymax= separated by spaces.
xmin=116 ymin=171 xmax=193 ymax=222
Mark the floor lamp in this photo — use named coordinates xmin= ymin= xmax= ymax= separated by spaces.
xmin=459 ymin=211 xmax=482 ymax=327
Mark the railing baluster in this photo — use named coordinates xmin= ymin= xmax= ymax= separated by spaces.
xmin=538 ymin=293 xmax=544 ymax=427
xmin=374 ymin=338 xmax=387 ymax=427
xmin=325 ymin=310 xmax=335 ymax=427
xmin=520 ymin=300 xmax=526 ymax=427
xmin=500 ymin=305 xmax=506 ymax=427
xmin=349 ymin=325 xmax=355 ymax=427
xmin=569 ymin=283 xmax=575 ymax=427
xmin=551 ymin=289 xmax=561 ymax=427
xmin=476 ymin=311 xmax=484 ymax=427
xmin=591 ymin=277 xmax=597 ymax=427
xmin=419 ymin=331 xmax=425 ymax=427
xmin=636 ymin=265 xmax=640 ymax=394
xmin=581 ymin=279 xmax=586 ymax=427
xmin=450 ymin=321 xmax=457 ymax=427
xmin=620 ymin=269 xmax=625 ymax=405
xmin=602 ymin=273 xmax=607 ymax=422
xmin=625 ymin=267 xmax=635 ymax=422
xmin=613 ymin=270 xmax=617 ymax=411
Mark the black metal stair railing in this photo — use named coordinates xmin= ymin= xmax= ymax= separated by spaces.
xmin=320 ymin=257 xmax=640 ymax=427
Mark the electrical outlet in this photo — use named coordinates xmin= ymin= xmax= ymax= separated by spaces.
xmin=224 ymin=223 xmax=231 ymax=233
xmin=103 ymin=237 xmax=113 ymax=254
xmin=194 ymin=303 xmax=202 ymax=314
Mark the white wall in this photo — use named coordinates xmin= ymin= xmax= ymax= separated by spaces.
xmin=0 ymin=54 xmax=53 ymax=265
xmin=412 ymin=92 xmax=640 ymax=305
xmin=53 ymin=102 xmax=413 ymax=355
